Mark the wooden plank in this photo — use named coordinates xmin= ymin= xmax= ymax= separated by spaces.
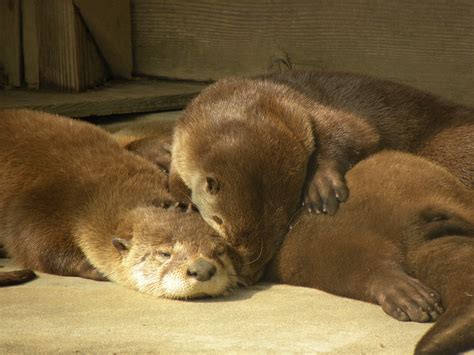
xmin=22 ymin=0 xmax=40 ymax=89
xmin=36 ymin=0 xmax=109 ymax=92
xmin=132 ymin=0 xmax=474 ymax=106
xmin=0 ymin=0 xmax=22 ymax=87
xmin=74 ymin=0 xmax=133 ymax=79
xmin=0 ymin=79 xmax=204 ymax=117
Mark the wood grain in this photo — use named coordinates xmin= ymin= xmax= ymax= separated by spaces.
xmin=0 ymin=0 xmax=22 ymax=87
xmin=74 ymin=0 xmax=133 ymax=79
xmin=0 ymin=78 xmax=204 ymax=117
xmin=36 ymin=0 xmax=109 ymax=91
xmin=22 ymin=0 xmax=40 ymax=89
xmin=132 ymin=0 xmax=474 ymax=106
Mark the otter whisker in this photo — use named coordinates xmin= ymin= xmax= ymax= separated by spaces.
xmin=242 ymin=238 xmax=264 ymax=266
xmin=287 ymin=207 xmax=305 ymax=231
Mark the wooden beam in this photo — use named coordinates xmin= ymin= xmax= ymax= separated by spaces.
xmin=74 ymin=0 xmax=133 ymax=79
xmin=0 ymin=79 xmax=205 ymax=117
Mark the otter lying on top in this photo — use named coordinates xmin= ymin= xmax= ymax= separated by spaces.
xmin=165 ymin=70 xmax=473 ymax=283
xmin=0 ymin=110 xmax=240 ymax=298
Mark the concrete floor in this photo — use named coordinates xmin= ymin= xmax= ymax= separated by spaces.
xmin=1 ymin=258 xmax=433 ymax=354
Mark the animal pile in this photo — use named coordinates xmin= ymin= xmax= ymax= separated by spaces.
xmin=1 ymin=71 xmax=473 ymax=354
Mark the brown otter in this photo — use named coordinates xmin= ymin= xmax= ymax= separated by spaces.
xmin=126 ymin=133 xmax=473 ymax=353
xmin=265 ymin=151 xmax=474 ymax=354
xmin=0 ymin=109 xmax=239 ymax=298
xmin=165 ymin=71 xmax=473 ymax=282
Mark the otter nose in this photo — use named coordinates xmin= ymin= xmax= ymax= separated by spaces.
xmin=187 ymin=259 xmax=217 ymax=282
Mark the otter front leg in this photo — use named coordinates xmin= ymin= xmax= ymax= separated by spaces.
xmin=125 ymin=136 xmax=172 ymax=175
xmin=75 ymin=259 xmax=108 ymax=281
xmin=303 ymin=156 xmax=349 ymax=215
xmin=168 ymin=167 xmax=193 ymax=205
xmin=305 ymin=111 xmax=380 ymax=214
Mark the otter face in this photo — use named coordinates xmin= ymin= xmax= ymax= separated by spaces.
xmin=175 ymin=134 xmax=307 ymax=285
xmin=169 ymin=80 xmax=313 ymax=284
xmin=113 ymin=207 xmax=241 ymax=299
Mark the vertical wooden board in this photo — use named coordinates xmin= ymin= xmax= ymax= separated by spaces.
xmin=131 ymin=0 xmax=474 ymax=106
xmin=74 ymin=7 xmax=110 ymax=89
xmin=0 ymin=0 xmax=22 ymax=87
xmin=74 ymin=0 xmax=133 ymax=78
xmin=37 ymin=0 xmax=80 ymax=90
xmin=22 ymin=0 xmax=40 ymax=89
xmin=36 ymin=0 xmax=109 ymax=92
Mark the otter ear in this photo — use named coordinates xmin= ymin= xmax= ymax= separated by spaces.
xmin=112 ymin=237 xmax=131 ymax=253
xmin=205 ymin=176 xmax=220 ymax=195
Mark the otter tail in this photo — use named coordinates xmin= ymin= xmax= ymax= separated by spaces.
xmin=0 ymin=269 xmax=37 ymax=286
xmin=407 ymin=236 xmax=474 ymax=354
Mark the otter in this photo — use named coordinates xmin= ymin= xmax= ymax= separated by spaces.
xmin=0 ymin=109 xmax=239 ymax=299
xmin=165 ymin=71 xmax=473 ymax=282
xmin=265 ymin=151 xmax=474 ymax=354
xmin=127 ymin=134 xmax=473 ymax=353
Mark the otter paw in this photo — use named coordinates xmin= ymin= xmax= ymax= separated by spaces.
xmin=373 ymin=275 xmax=444 ymax=323
xmin=126 ymin=137 xmax=172 ymax=175
xmin=77 ymin=260 xmax=108 ymax=281
xmin=303 ymin=167 xmax=348 ymax=215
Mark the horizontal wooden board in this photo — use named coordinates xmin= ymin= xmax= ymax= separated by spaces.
xmin=0 ymin=79 xmax=205 ymax=117
xmin=132 ymin=0 xmax=474 ymax=106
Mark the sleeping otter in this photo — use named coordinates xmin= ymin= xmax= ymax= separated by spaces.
xmin=0 ymin=109 xmax=240 ymax=298
xmin=166 ymin=71 xmax=473 ymax=282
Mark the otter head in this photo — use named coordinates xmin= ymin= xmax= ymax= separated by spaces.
xmin=171 ymin=80 xmax=313 ymax=283
xmin=112 ymin=205 xmax=242 ymax=299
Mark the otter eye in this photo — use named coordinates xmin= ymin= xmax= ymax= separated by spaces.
xmin=216 ymin=245 xmax=226 ymax=256
xmin=159 ymin=251 xmax=171 ymax=258
xmin=212 ymin=215 xmax=223 ymax=225
xmin=205 ymin=176 xmax=220 ymax=195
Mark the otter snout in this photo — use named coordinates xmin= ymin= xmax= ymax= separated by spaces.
xmin=187 ymin=259 xmax=217 ymax=282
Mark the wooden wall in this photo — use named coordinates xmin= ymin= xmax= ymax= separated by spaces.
xmin=0 ymin=0 xmax=22 ymax=88
xmin=132 ymin=0 xmax=474 ymax=105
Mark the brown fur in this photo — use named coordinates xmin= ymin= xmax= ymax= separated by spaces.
xmin=265 ymin=151 xmax=474 ymax=354
xmin=0 ymin=109 xmax=239 ymax=298
xmin=127 ymin=131 xmax=473 ymax=353
xmin=167 ymin=71 xmax=473 ymax=283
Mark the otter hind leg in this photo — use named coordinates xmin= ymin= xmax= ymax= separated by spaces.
xmin=369 ymin=269 xmax=443 ymax=323
xmin=418 ymin=207 xmax=474 ymax=240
